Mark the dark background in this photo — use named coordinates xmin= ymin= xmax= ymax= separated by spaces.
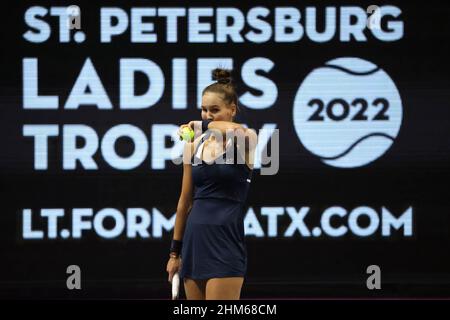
xmin=1 ymin=0 xmax=449 ymax=299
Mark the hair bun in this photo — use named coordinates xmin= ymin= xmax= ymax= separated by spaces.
xmin=212 ymin=68 xmax=232 ymax=85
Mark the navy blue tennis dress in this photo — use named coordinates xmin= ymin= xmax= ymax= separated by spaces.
xmin=179 ymin=131 xmax=253 ymax=280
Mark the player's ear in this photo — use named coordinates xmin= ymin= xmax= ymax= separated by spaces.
xmin=230 ymin=103 xmax=237 ymax=119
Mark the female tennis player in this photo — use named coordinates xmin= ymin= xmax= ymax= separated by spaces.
xmin=166 ymin=68 xmax=257 ymax=300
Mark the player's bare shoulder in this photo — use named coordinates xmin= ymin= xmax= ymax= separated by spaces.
xmin=182 ymin=133 xmax=205 ymax=165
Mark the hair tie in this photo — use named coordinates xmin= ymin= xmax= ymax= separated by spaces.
xmin=217 ymin=77 xmax=231 ymax=84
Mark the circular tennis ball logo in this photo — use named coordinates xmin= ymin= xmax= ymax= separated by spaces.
xmin=293 ymin=57 xmax=403 ymax=168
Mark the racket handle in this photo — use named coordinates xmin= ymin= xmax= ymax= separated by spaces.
xmin=172 ymin=272 xmax=180 ymax=300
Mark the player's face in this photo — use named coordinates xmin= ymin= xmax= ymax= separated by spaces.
xmin=201 ymin=92 xmax=236 ymax=122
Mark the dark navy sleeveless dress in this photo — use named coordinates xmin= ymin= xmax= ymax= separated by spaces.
xmin=179 ymin=131 xmax=253 ymax=280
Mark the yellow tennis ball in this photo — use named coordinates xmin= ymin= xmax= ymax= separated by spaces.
xmin=181 ymin=127 xmax=194 ymax=141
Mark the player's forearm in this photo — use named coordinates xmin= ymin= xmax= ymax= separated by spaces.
xmin=172 ymin=202 xmax=192 ymax=241
xmin=207 ymin=120 xmax=244 ymax=135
